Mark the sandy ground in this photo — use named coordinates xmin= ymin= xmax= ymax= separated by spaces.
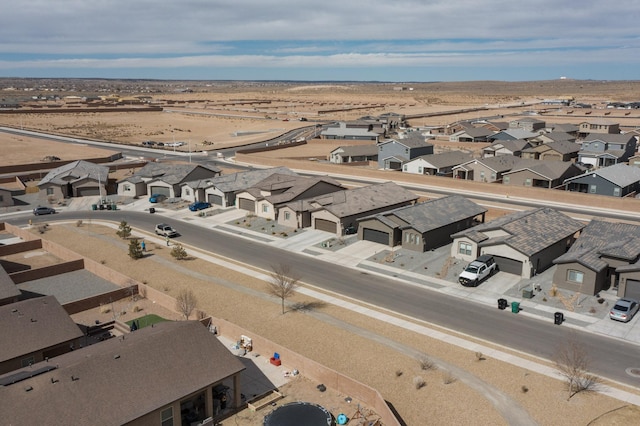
xmin=23 ymin=222 xmax=639 ymax=425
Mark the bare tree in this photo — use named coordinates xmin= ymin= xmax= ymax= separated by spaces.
xmin=175 ymin=287 xmax=198 ymax=320
xmin=554 ymin=337 xmax=599 ymax=400
xmin=267 ymin=263 xmax=300 ymax=314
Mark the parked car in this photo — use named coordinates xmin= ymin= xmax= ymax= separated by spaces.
xmin=188 ymin=201 xmax=211 ymax=211
xmin=33 ymin=206 xmax=56 ymax=216
xmin=141 ymin=140 xmax=156 ymax=146
xmin=458 ymin=254 xmax=498 ymax=286
xmin=155 ymin=223 xmax=178 ymax=237
xmin=149 ymin=194 xmax=167 ymax=203
xmin=609 ymin=298 xmax=639 ymax=322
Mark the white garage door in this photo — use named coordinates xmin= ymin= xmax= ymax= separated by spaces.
xmin=624 ymin=280 xmax=640 ymax=301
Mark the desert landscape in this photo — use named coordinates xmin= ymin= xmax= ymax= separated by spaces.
xmin=2 ymin=78 xmax=640 ymax=425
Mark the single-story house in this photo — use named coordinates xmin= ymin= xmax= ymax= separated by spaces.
xmin=501 ymin=159 xmax=583 ymax=189
xmin=378 ymin=136 xmax=434 ymax=170
xmin=451 ymin=208 xmax=585 ymax=279
xmin=553 ymin=220 xmax=640 ymax=297
xmin=488 ymin=129 xmax=539 ymax=142
xmin=562 ymin=163 xmax=640 ymax=197
xmin=0 ymin=264 xmax=20 ymax=306
xmin=297 ymin=182 xmax=418 ymax=235
xmin=235 ymin=174 xmax=346 ymax=220
xmin=448 ymin=127 xmax=495 ymax=142
xmin=356 ymin=195 xmax=487 ymax=251
xmin=528 ymin=131 xmax=575 ymax=145
xmin=508 ymin=117 xmax=546 ymax=132
xmin=0 ymin=296 xmax=83 ymax=375
xmin=452 ymin=155 xmax=520 ymax=182
xmin=551 ymin=123 xmax=579 ymax=137
xmin=402 ymin=151 xmax=473 ymax=176
xmin=321 ymin=122 xmax=381 ymax=141
xmin=37 ymin=160 xmax=109 ymax=201
xmin=0 ymin=320 xmax=246 ymax=426
xmin=482 ymin=139 xmax=531 ymax=158
xmin=329 ymin=145 xmax=379 ymax=164
xmin=181 ymin=167 xmax=298 ymax=207
xmin=520 ymin=140 xmax=580 ymax=162
xmin=117 ymin=163 xmax=221 ymax=199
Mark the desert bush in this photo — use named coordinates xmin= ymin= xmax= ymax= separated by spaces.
xmin=395 ymin=370 xmax=403 ymax=377
xmin=442 ymin=371 xmax=456 ymax=384
xmin=133 ymin=305 xmax=142 ymax=313
xmin=521 ymin=385 xmax=529 ymax=393
xmin=37 ymin=225 xmax=48 ymax=234
xmin=475 ymin=351 xmax=485 ymax=361
xmin=413 ymin=376 xmax=426 ymax=389
xmin=170 ymin=244 xmax=188 ymax=260
xmin=76 ymin=220 xmax=83 ymax=227
xmin=418 ymin=356 xmax=436 ymax=371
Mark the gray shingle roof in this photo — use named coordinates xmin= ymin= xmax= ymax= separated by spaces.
xmin=453 ymin=208 xmax=585 ymax=257
xmin=564 ymin=163 xmax=640 ymax=187
xmin=410 ymin=151 xmax=473 ymax=169
xmin=554 ymin=220 xmax=640 ymax=271
xmin=379 ymin=137 xmax=432 ymax=149
xmin=123 ymin=162 xmax=221 ymax=185
xmin=38 ymin=160 xmax=109 ymax=186
xmin=504 ymin=159 xmax=579 ymax=180
xmin=331 ymin=145 xmax=379 ymax=156
xmin=186 ymin=167 xmax=297 ymax=192
xmin=313 ymin=182 xmax=418 ymax=218
xmin=485 ymin=139 xmax=531 ymax=153
xmin=360 ymin=195 xmax=487 ymax=233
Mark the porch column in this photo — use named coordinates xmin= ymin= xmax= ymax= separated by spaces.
xmin=233 ymin=374 xmax=242 ymax=409
xmin=205 ymin=386 xmax=214 ymax=419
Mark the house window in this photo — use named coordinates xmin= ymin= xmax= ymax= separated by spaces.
xmin=262 ymin=205 xmax=268 ymax=213
xmin=405 ymin=233 xmax=410 ymax=243
xmin=161 ymin=407 xmax=173 ymax=426
xmin=503 ymin=176 xmax=510 ymax=184
xmin=524 ymin=178 xmax=532 ymax=187
xmin=613 ymin=187 xmax=621 ymax=197
xmin=415 ymin=235 xmax=421 ymax=245
xmin=403 ymin=165 xmax=408 ymax=171
xmin=405 ymin=148 xmax=409 ymax=154
xmin=567 ymin=270 xmax=584 ymax=283
xmin=490 ymin=172 xmax=496 ymax=181
xmin=418 ymin=166 xmax=423 ymax=174
xmin=0 ymin=195 xmax=3 ymax=202
xmin=123 ymin=184 xmax=131 ymax=192
xmin=21 ymin=356 xmax=35 ymax=368
xmin=284 ymin=211 xmax=290 ymax=221
xmin=185 ymin=189 xmax=190 ymax=196
xmin=46 ymin=188 xmax=54 ymax=195
xmin=589 ymin=184 xmax=597 ymax=194
xmin=458 ymin=242 xmax=472 ymax=256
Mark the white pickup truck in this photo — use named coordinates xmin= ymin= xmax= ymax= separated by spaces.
xmin=458 ymin=255 xmax=498 ymax=287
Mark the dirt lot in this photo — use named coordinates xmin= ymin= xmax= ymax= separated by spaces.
xmin=28 ymin=222 xmax=639 ymax=425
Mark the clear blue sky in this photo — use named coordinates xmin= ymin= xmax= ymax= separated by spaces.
xmin=1 ymin=0 xmax=639 ymax=82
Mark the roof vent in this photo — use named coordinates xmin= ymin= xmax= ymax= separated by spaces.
xmin=114 ymin=355 xmax=120 ymax=360
xmin=25 ymin=386 xmax=33 ymax=392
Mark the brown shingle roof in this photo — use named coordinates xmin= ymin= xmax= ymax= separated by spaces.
xmin=314 ymin=182 xmax=418 ymax=218
xmin=0 ymin=321 xmax=245 ymax=425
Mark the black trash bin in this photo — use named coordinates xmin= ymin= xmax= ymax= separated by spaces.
xmin=554 ymin=312 xmax=564 ymax=325
xmin=99 ymin=204 xmax=105 ymax=210
xmin=149 ymin=207 xmax=155 ymax=214
xmin=498 ymin=298 xmax=508 ymax=310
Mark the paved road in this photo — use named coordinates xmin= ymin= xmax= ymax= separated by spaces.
xmin=13 ymin=210 xmax=640 ymax=389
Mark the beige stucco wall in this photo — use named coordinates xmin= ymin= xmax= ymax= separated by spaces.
xmin=552 ymin=263 xmax=601 ymax=295
xmin=451 ymin=238 xmax=479 ymax=262
xmin=357 ymin=217 xmax=396 ymax=246
xmin=311 ymin=209 xmax=341 ymax=234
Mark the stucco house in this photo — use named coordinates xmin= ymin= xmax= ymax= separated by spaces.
xmin=180 ymin=167 xmax=297 ymax=206
xmin=451 ymin=208 xmax=585 ymax=279
xmin=321 ymin=121 xmax=381 ymax=141
xmin=553 ymin=220 xmax=640 ymax=297
xmin=448 ymin=127 xmax=494 ymax=142
xmin=296 ymin=182 xmax=419 ymax=235
xmin=488 ymin=129 xmax=539 ymax=142
xmin=37 ymin=160 xmax=108 ymax=201
xmin=117 ymin=162 xmax=221 ymax=199
xmin=482 ymin=139 xmax=531 ymax=158
xmin=453 ymin=155 xmax=521 ymax=182
xmin=520 ymin=140 xmax=580 ymax=162
xmin=377 ymin=137 xmax=434 ymax=170
xmin=578 ymin=119 xmax=620 ymax=138
xmin=1 ymin=320 xmax=246 ymax=426
xmin=501 ymin=159 xmax=583 ymax=189
xmin=563 ymin=163 xmax=640 ymax=197
xmin=356 ymin=195 xmax=486 ymax=252
xmin=508 ymin=117 xmax=546 ymax=132
xmin=235 ymin=174 xmax=346 ymax=220
xmin=329 ymin=145 xmax=379 ymax=164
xmin=403 ymin=151 xmax=473 ymax=176
xmin=577 ymin=133 xmax=637 ymax=168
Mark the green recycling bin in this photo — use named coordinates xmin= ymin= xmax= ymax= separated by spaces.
xmin=511 ymin=301 xmax=520 ymax=313
xmin=91 ymin=204 xmax=97 ymax=211
xmin=111 ymin=203 xmax=117 ymax=211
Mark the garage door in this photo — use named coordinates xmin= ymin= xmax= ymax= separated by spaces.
xmin=238 ymin=198 xmax=255 ymax=211
xmin=207 ymin=194 xmax=223 ymax=206
xmin=624 ymin=280 xmax=640 ymax=300
xmin=492 ymin=255 xmax=523 ymax=275
xmin=76 ymin=187 xmax=100 ymax=197
xmin=363 ymin=228 xmax=389 ymax=245
xmin=149 ymin=186 xmax=170 ymax=197
xmin=315 ymin=218 xmax=337 ymax=233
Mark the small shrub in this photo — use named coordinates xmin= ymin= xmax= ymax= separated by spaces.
xmin=76 ymin=220 xmax=83 ymax=227
xmin=266 ymin=218 xmax=272 ymax=221
xmin=37 ymin=225 xmax=48 ymax=234
xmin=395 ymin=370 xmax=403 ymax=377
xmin=542 ymin=297 xmax=548 ymax=302
xmin=550 ymin=284 xmax=558 ymax=297
xmin=99 ymin=305 xmax=111 ymax=314
xmin=521 ymin=385 xmax=529 ymax=393
xmin=170 ymin=244 xmax=188 ymax=260
xmin=163 ymin=286 xmax=169 ymax=292
xmin=589 ymin=306 xmax=597 ymax=314
xmin=400 ymin=263 xmax=405 ymax=267
xmin=475 ymin=351 xmax=485 ymax=361
xmin=281 ymin=232 xmax=288 ymax=237
xmin=442 ymin=371 xmax=456 ymax=384
xmin=413 ymin=376 xmax=426 ymax=389
xmin=418 ymin=356 xmax=436 ymax=371
xmin=100 ymin=260 xmax=106 ymax=265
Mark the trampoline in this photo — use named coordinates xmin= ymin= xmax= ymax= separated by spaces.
xmin=263 ymin=401 xmax=332 ymax=426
